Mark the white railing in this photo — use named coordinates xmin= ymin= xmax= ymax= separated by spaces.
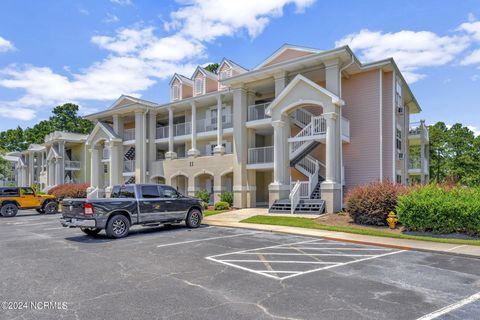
xmin=87 ymin=187 xmax=99 ymax=199
xmin=102 ymin=148 xmax=110 ymax=159
xmin=65 ymin=160 xmax=81 ymax=169
xmin=291 ymin=108 xmax=314 ymax=127
xmin=247 ymin=103 xmax=271 ymax=121
xmin=124 ymin=128 xmax=135 ymax=141
xmin=247 ymin=146 xmax=274 ymax=164
xmin=174 ymin=122 xmax=191 ymax=136
xmin=156 ymin=126 xmax=169 ymax=139
xmin=123 ymin=160 xmax=135 ymax=173
xmin=197 ymin=114 xmax=233 ymax=133
xmin=289 ymin=182 xmax=302 ymax=214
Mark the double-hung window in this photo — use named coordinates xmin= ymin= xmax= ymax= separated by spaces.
xmin=172 ymin=85 xmax=179 ymax=100
xmin=396 ymin=128 xmax=402 ymax=151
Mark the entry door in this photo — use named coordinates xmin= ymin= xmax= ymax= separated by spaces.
xmin=20 ymin=187 xmax=38 ymax=208
xmin=205 ymin=178 xmax=213 ymax=204
xmin=160 ymin=186 xmax=190 ymax=220
xmin=138 ymin=185 xmax=164 ymax=223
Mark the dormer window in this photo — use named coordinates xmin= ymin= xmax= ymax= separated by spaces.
xmin=195 ymin=78 xmax=203 ymax=95
xmin=219 ymin=70 xmax=229 ymax=80
xmin=172 ymin=85 xmax=179 ymax=101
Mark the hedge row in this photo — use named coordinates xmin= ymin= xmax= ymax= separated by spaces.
xmin=48 ymin=183 xmax=90 ymax=200
xmin=397 ymin=185 xmax=480 ymax=236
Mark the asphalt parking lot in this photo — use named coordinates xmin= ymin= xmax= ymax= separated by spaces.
xmin=0 ymin=211 xmax=479 ymax=320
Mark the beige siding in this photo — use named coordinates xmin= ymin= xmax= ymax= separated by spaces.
xmin=264 ymin=49 xmax=313 ymax=67
xmin=342 ymin=70 xmax=381 ymax=190
xmin=382 ymin=71 xmax=394 ymax=181
xmin=182 ymin=84 xmax=192 ymax=99
xmin=206 ymin=77 xmax=218 ymax=93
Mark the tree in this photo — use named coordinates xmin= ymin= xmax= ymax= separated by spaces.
xmin=204 ymin=63 xmax=219 ymax=74
xmin=0 ymin=103 xmax=93 ymax=152
xmin=428 ymin=122 xmax=480 ymax=186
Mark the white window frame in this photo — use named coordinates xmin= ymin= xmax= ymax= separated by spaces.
xmin=396 ymin=127 xmax=402 ymax=152
xmin=172 ymin=84 xmax=179 ymax=101
xmin=195 ymin=77 xmax=204 ymax=95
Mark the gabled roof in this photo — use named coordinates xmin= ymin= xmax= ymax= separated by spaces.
xmin=46 ymin=146 xmax=61 ymax=161
xmin=169 ymin=73 xmax=193 ymax=86
xmin=219 ymin=58 xmax=249 ymax=74
xmin=27 ymin=144 xmax=46 ymax=152
xmin=44 ymin=131 xmax=88 ymax=143
xmin=2 ymin=154 xmax=20 ymax=162
xmin=85 ymin=122 xmax=122 ymax=146
xmin=109 ymin=95 xmax=159 ymax=109
xmin=193 ymin=66 xmax=217 ymax=81
xmin=254 ymin=44 xmax=322 ymax=70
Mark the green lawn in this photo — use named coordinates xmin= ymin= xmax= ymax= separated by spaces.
xmin=204 ymin=210 xmax=228 ymax=217
xmin=241 ymin=215 xmax=480 ymax=246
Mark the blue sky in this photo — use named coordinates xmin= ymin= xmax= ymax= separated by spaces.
xmin=0 ymin=0 xmax=479 ymax=134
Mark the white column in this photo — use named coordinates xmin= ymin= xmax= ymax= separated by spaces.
xmin=109 ymin=142 xmax=120 ymax=187
xmin=134 ymin=111 xmax=146 ymax=183
xmin=274 ymin=72 xmax=287 ymax=96
xmin=188 ymin=101 xmax=200 ymax=157
xmin=232 ymin=86 xmax=248 ymax=208
xmin=28 ymin=151 xmax=34 ymax=185
xmin=323 ymin=112 xmax=337 ymax=183
xmin=165 ymin=107 xmax=177 ymax=160
xmin=148 ymin=110 xmax=158 ymax=179
xmin=272 ymin=120 xmax=289 ymax=184
xmin=48 ymin=160 xmax=55 ymax=187
xmin=55 ymin=158 xmax=63 ymax=185
xmin=90 ymin=147 xmax=99 ymax=188
xmin=214 ymin=94 xmax=225 ymax=155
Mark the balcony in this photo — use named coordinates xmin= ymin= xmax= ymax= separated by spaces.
xmin=124 ymin=128 xmax=135 ymax=141
xmin=156 ymin=115 xmax=233 ymax=139
xmin=248 ymin=146 xmax=274 ymax=164
xmin=123 ymin=160 xmax=135 ymax=173
xmin=409 ymin=121 xmax=429 ymax=143
xmin=248 ymin=102 xmax=271 ymax=122
xmin=408 ymin=157 xmax=428 ymax=175
xmin=65 ymin=160 xmax=81 ymax=170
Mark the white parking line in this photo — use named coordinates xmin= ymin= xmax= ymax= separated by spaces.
xmin=156 ymin=231 xmax=260 ymax=248
xmin=417 ymin=292 xmax=480 ymax=320
xmin=207 ymin=239 xmax=406 ymax=280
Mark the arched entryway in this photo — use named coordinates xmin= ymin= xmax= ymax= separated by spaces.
xmin=194 ymin=172 xmax=214 ymax=204
xmin=171 ymin=174 xmax=188 ymax=197
xmin=151 ymin=176 xmax=166 ymax=185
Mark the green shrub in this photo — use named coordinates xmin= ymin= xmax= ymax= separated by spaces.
xmin=195 ymin=189 xmax=211 ymax=204
xmin=220 ymin=192 xmax=233 ymax=206
xmin=214 ymin=201 xmax=230 ymax=211
xmin=201 ymin=202 xmax=209 ymax=210
xmin=397 ymin=185 xmax=480 ymax=235
xmin=345 ymin=181 xmax=408 ymax=226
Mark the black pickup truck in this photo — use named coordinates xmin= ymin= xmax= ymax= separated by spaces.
xmin=60 ymin=184 xmax=203 ymax=238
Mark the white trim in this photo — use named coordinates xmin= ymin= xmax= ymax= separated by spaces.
xmin=254 ymin=44 xmax=321 ymax=70
xmin=392 ymin=71 xmax=396 ymax=181
xmin=379 ymin=69 xmax=383 ymax=180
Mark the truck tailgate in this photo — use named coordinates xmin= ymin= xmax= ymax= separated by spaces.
xmin=61 ymin=199 xmax=86 ymax=218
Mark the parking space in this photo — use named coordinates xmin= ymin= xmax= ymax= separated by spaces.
xmin=0 ymin=210 xmax=479 ymax=320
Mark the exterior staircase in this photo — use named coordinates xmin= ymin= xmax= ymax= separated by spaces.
xmin=269 ymin=108 xmax=327 ymax=214
xmin=124 ymin=147 xmax=135 ymax=160
xmin=125 ymin=177 xmax=135 ymax=184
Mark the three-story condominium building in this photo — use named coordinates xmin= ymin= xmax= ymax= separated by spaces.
xmin=5 ymin=44 xmax=429 ymax=213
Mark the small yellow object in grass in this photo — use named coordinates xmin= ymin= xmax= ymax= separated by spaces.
xmin=386 ymin=211 xmax=398 ymax=229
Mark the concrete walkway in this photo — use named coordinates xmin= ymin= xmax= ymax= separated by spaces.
xmin=204 ymin=209 xmax=480 ymax=258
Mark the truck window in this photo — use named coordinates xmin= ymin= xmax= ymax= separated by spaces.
xmin=0 ymin=188 xmax=19 ymax=196
xmin=159 ymin=186 xmax=178 ymax=199
xmin=141 ymin=186 xmax=160 ymax=199
xmin=21 ymin=187 xmax=35 ymax=196
xmin=111 ymin=185 xmax=135 ymax=198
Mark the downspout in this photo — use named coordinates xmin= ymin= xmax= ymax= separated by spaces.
xmin=338 ymin=55 xmax=354 ymax=208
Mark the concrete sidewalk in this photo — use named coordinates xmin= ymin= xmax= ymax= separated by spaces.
xmin=204 ymin=209 xmax=480 ymax=258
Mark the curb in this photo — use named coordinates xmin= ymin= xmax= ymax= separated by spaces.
xmin=204 ymin=221 xmax=480 ymax=260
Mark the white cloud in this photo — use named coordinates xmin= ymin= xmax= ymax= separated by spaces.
xmin=78 ymin=8 xmax=89 ymax=15
xmin=0 ymin=1 xmax=316 ymax=121
xmin=0 ymin=104 xmax=36 ymax=121
xmin=470 ymin=74 xmax=479 ymax=81
xmin=458 ymin=21 xmax=480 ymax=41
xmin=0 ymin=36 xmax=14 ymax=53
xmin=467 ymin=125 xmax=480 ymax=137
xmin=103 ymin=13 xmax=119 ymax=24
xmin=461 ymin=49 xmax=480 ymax=65
xmin=335 ymin=29 xmax=470 ymax=83
xmin=468 ymin=13 xmax=476 ymax=22
xmin=110 ymin=0 xmax=132 ymax=5
xmin=165 ymin=0 xmax=316 ymax=41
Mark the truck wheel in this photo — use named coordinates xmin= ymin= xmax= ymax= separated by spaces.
xmin=185 ymin=209 xmax=202 ymax=228
xmin=36 ymin=208 xmax=45 ymax=214
xmin=81 ymin=228 xmax=102 ymax=236
xmin=1 ymin=204 xmax=18 ymax=217
xmin=43 ymin=202 xmax=58 ymax=214
xmin=106 ymin=215 xmax=130 ymax=238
